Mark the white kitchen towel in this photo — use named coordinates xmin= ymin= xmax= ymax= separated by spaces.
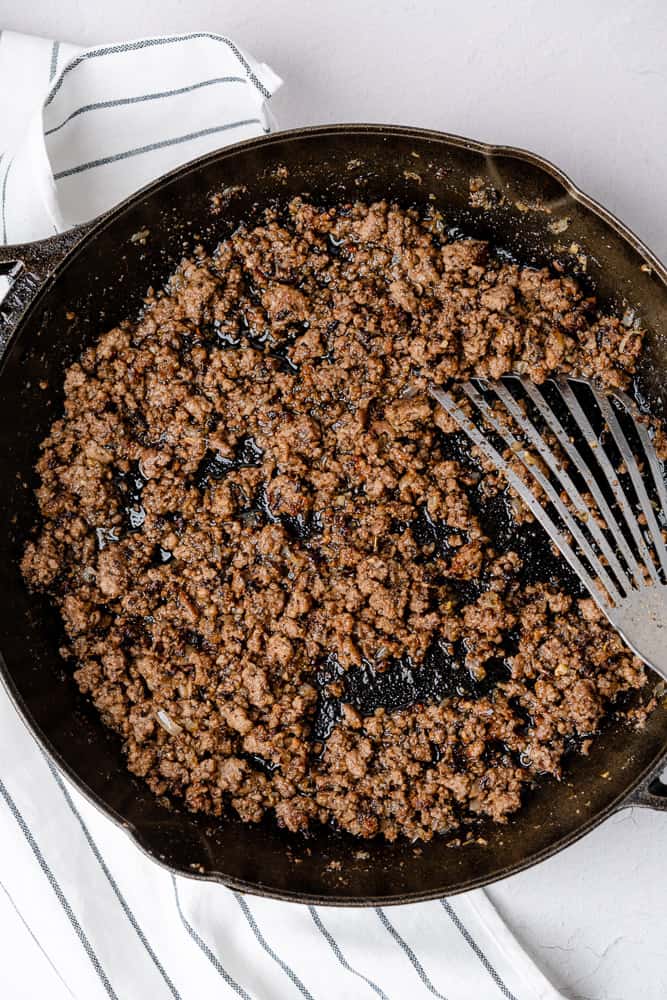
xmin=0 ymin=29 xmax=280 ymax=243
xmin=0 ymin=28 xmax=564 ymax=1000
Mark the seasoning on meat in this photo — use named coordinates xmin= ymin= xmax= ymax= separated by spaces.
xmin=21 ymin=200 xmax=654 ymax=842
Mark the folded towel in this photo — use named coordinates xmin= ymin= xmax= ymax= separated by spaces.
xmin=0 ymin=29 xmax=280 ymax=243
xmin=0 ymin=28 xmax=564 ymax=1000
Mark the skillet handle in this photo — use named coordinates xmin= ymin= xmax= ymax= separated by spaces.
xmin=0 ymin=224 xmax=95 ymax=357
xmin=621 ymin=756 xmax=667 ymax=811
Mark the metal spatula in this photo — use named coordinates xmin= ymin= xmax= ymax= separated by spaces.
xmin=430 ymin=376 xmax=667 ymax=680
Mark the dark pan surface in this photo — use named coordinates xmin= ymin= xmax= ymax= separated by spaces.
xmin=1 ymin=125 xmax=667 ymax=904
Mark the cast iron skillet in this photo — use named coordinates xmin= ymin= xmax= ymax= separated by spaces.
xmin=1 ymin=125 xmax=666 ymax=906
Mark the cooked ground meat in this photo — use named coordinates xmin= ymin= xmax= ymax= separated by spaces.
xmin=21 ymin=200 xmax=655 ymax=842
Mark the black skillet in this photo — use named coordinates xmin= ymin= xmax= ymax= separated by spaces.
xmin=1 ymin=125 xmax=666 ymax=906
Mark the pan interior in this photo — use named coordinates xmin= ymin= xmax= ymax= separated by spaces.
xmin=1 ymin=126 xmax=666 ymax=903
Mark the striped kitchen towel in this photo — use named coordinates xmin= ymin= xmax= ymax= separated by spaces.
xmin=0 ymin=28 xmax=564 ymax=1000
xmin=0 ymin=29 xmax=279 ymax=243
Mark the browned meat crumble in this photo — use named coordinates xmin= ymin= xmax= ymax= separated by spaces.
xmin=22 ymin=200 xmax=655 ymax=842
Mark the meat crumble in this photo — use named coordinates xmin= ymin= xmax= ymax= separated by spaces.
xmin=21 ymin=200 xmax=655 ymax=842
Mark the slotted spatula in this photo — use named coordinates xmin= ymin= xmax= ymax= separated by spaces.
xmin=430 ymin=376 xmax=667 ymax=680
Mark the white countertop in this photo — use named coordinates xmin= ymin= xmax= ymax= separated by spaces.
xmin=1 ymin=1 xmax=666 ymax=996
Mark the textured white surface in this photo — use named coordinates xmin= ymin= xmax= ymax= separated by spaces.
xmin=0 ymin=1 xmax=665 ymax=997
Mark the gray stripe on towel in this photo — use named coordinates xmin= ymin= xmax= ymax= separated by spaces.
xmin=49 ymin=41 xmax=60 ymax=81
xmin=235 ymin=892 xmax=315 ymax=1000
xmin=0 ymin=875 xmax=76 ymax=999
xmin=1 ymin=154 xmax=12 ymax=245
xmin=309 ymin=906 xmax=389 ymax=1000
xmin=440 ymin=900 xmax=519 ymax=1000
xmin=376 ymin=908 xmax=448 ymax=1000
xmin=172 ymin=877 xmax=251 ymax=1000
xmin=53 ymin=119 xmax=265 ymax=179
xmin=45 ymin=76 xmax=247 ymax=136
xmin=0 ymin=777 xmax=118 ymax=1000
xmin=46 ymin=758 xmax=183 ymax=1000
xmin=45 ymin=33 xmax=271 ymax=107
